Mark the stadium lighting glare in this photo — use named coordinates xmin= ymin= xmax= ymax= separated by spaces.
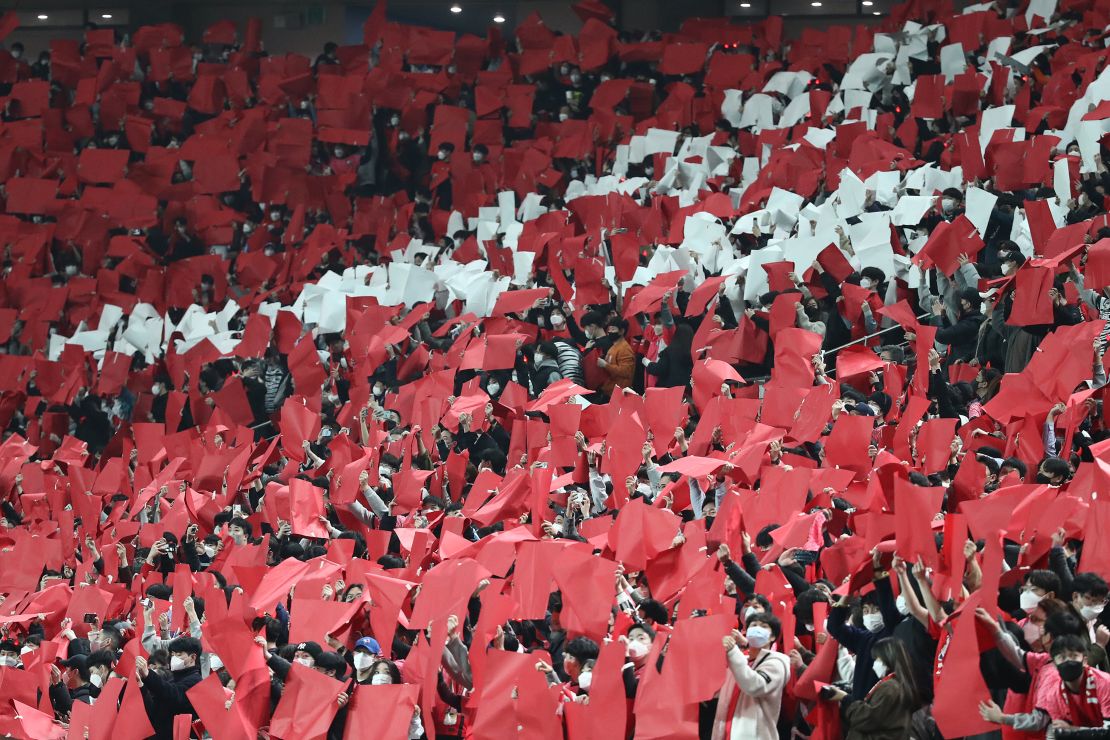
xmin=493 ymin=13 xmax=506 ymax=23
xmin=450 ymin=4 xmax=462 ymax=13
xmin=37 ymin=14 xmax=49 ymax=20
xmin=101 ymin=13 xmax=114 ymax=19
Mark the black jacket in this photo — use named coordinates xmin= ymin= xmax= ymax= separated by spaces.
xmin=141 ymin=665 xmax=202 ymax=738
xmin=932 ymin=310 xmax=984 ymax=363
xmin=645 ymin=345 xmax=693 ymax=388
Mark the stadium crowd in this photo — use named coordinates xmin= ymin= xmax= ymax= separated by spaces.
xmin=2 ymin=0 xmax=1110 ymax=737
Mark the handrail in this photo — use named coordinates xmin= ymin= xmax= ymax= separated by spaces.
xmin=824 ymin=312 xmax=931 ymax=357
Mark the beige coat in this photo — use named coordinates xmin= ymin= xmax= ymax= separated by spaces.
xmin=710 ymin=646 xmax=790 ymax=740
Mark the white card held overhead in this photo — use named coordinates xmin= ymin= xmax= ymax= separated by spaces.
xmin=738 ymin=94 xmax=776 ymax=130
xmin=939 ymin=42 xmax=966 ymax=81
xmin=891 ymin=196 xmax=936 ymax=225
xmin=964 ymin=187 xmax=998 ymax=235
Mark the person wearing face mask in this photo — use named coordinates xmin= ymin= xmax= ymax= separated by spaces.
xmin=1068 ymin=573 xmax=1110 ymax=642
xmin=596 ymin=318 xmax=635 ymax=398
xmin=823 ymin=638 xmax=921 ymax=739
xmin=710 ymin=614 xmax=790 ymax=740
xmin=828 ymin=582 xmax=898 ymax=701
xmin=937 ymin=187 xmax=964 ymax=220
xmin=351 ymin=637 xmax=383 ymax=684
xmin=529 ymin=341 xmax=564 ymax=396
xmin=979 ymin=634 xmax=1110 ymax=732
xmin=928 ymin=287 xmax=984 ymax=362
xmin=135 ymin=637 xmax=203 ymax=738
xmin=1017 ymin=571 xmax=1063 ymax=649
xmin=621 ymin=623 xmax=656 ymax=698
xmin=0 ymin=639 xmax=21 ymax=668
xmin=57 ymin=654 xmax=98 ymax=705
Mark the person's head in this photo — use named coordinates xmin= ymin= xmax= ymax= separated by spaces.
xmin=745 ymin=612 xmax=782 ymax=649
xmin=86 ymin=650 xmax=115 ymax=686
xmin=1071 ymin=573 xmax=1109 ymax=622
xmin=637 ymin=599 xmax=668 ymax=627
xmin=581 ymin=311 xmax=606 ymax=339
xmin=940 ymin=187 xmax=963 ymax=214
xmin=871 ymin=637 xmax=920 ymax=701
xmin=472 ymin=144 xmax=489 ymax=163
xmin=536 ymin=341 xmax=558 ymax=365
xmin=351 ymin=637 xmax=381 ymax=674
xmin=625 ymin=623 xmax=655 ymax=663
xmin=878 ymin=345 xmax=905 ymax=364
xmin=859 ymin=267 xmax=886 ymax=291
xmin=437 ymin=142 xmax=455 ymax=161
xmin=605 ymin=317 xmax=626 ymax=340
xmin=1036 ymin=456 xmax=1070 ymax=486
xmin=314 ymin=651 xmax=347 ymax=679
xmin=742 ymin=594 xmax=772 ymax=624
xmin=754 ymin=525 xmax=778 ymax=552
xmin=228 ymin=516 xmax=252 ymax=545
xmin=999 ymin=456 xmax=1028 ymax=480
xmin=0 ymin=640 xmax=19 ymax=666
xmin=1050 ymin=634 xmax=1089 ymax=685
xmin=860 ymin=594 xmax=886 ymax=632
xmin=341 ymin=583 xmax=365 ymax=603
xmin=1022 ymin=570 xmax=1062 ymax=613
xmin=998 ymin=249 xmax=1026 ymax=276
xmin=166 ymin=637 xmax=202 ymax=672
xmin=562 ymin=636 xmax=599 ymax=680
xmin=293 ymin=641 xmax=323 ymax=667
xmin=368 ymin=658 xmax=402 ymax=685
xmin=957 ymin=288 xmax=981 ymax=317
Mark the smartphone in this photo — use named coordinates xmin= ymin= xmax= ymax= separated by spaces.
xmin=140 ymin=598 xmax=152 ymax=609
xmin=83 ymin=612 xmax=98 ymax=624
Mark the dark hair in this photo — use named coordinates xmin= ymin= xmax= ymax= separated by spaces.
xmin=564 ymin=636 xmax=600 ymax=664
xmin=746 ymin=611 xmax=782 ymax=639
xmin=86 ymin=649 xmax=115 ymax=671
xmin=1025 ymin=570 xmax=1062 ymax=598
xmin=872 ymin=637 xmax=921 ymax=707
xmin=167 ymin=636 xmax=203 ymax=658
xmin=228 ymin=517 xmax=253 ymax=538
xmin=754 ymin=524 xmax=778 ymax=549
xmin=667 ymin=323 xmax=693 ymax=363
xmin=1001 ymin=457 xmax=1028 ymax=479
xmin=638 ymin=599 xmax=669 ymax=626
xmin=1050 ymin=633 xmax=1088 ymax=659
xmin=1072 ymin=573 xmax=1110 ymax=599
xmin=1044 ymin=610 xmax=1085 ymax=640
xmin=581 ymin=311 xmax=605 ymax=329
xmin=369 ymin=659 xmax=403 ymax=684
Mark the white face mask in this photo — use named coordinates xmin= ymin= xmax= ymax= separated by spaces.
xmin=487 ymin=382 xmax=500 ymax=395
xmin=170 ymin=655 xmax=187 ymax=672
xmin=1080 ymin=603 xmax=1105 ymax=621
xmin=473 ymin=152 xmax=484 ymax=163
xmin=372 ymin=385 xmax=384 ymax=397
xmin=896 ymin=595 xmax=910 ymax=616
xmin=941 ymin=197 xmax=956 ymax=213
xmin=872 ymin=658 xmax=888 ymax=677
xmin=203 ymin=545 xmax=217 ymax=558
xmin=859 ymin=278 xmax=873 ymax=290
xmin=19 ymin=646 xmax=33 ymax=656
xmin=1001 ymin=262 xmax=1015 ymax=276
xmin=89 ymin=673 xmax=103 ymax=687
xmin=437 ymin=150 xmax=448 ymax=160
xmin=862 ymin=613 xmax=885 ymax=633
xmin=295 ymin=656 xmax=314 ymax=667
xmin=1020 ymin=590 xmax=1044 ymax=613
xmin=746 ymin=625 xmax=772 ymax=648
xmin=353 ymin=653 xmax=373 ymax=671
xmin=209 ymin=655 xmax=223 ymax=671
xmin=743 ymin=607 xmax=760 ymax=622
xmin=550 ymin=314 xmax=565 ymax=326
xmin=626 ymin=640 xmax=649 ymax=659
xmin=558 ymin=113 xmax=569 ymax=122
xmin=577 ymin=671 xmax=592 ymax=690
xmin=370 ymin=673 xmax=392 ymax=685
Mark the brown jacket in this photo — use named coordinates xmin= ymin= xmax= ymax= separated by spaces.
xmin=601 ymin=338 xmax=635 ymax=395
xmin=842 ymin=676 xmax=914 ymax=740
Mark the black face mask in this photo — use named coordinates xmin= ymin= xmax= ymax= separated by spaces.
xmin=704 ymin=515 xmax=715 ymax=529
xmin=1057 ymin=660 xmax=1084 ymax=682
xmin=1034 ymin=473 xmax=1053 ymax=484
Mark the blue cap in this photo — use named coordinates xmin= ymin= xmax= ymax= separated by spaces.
xmin=354 ymin=637 xmax=381 ymax=655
